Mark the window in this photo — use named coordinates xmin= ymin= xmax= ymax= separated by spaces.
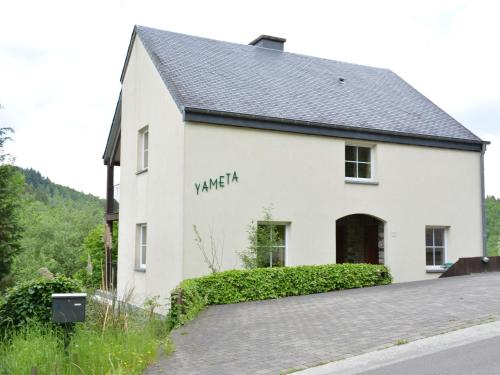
xmin=256 ymin=223 xmax=287 ymax=268
xmin=138 ymin=223 xmax=147 ymax=270
xmin=138 ymin=127 xmax=149 ymax=171
xmin=426 ymin=227 xmax=446 ymax=268
xmin=345 ymin=145 xmax=372 ymax=179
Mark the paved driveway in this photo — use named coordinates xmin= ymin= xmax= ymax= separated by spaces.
xmin=146 ymin=273 xmax=500 ymax=375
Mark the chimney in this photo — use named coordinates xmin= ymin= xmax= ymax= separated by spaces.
xmin=249 ymin=35 xmax=286 ymax=51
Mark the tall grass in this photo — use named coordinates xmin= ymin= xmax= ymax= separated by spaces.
xmin=0 ymin=324 xmax=65 ymax=374
xmin=0 ymin=293 xmax=172 ymax=375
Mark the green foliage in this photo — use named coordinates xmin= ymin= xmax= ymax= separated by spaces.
xmin=486 ymin=196 xmax=500 ymax=256
xmin=0 ymin=290 xmax=171 ymax=374
xmin=0 ymin=275 xmax=82 ymax=333
xmin=239 ymin=206 xmax=282 ymax=269
xmin=168 ymin=263 xmax=392 ymax=328
xmin=0 ymin=318 xmax=172 ymax=374
xmin=0 ymin=323 xmax=65 ymax=374
xmin=0 ymin=127 xmax=14 ymax=163
xmin=0 ymin=165 xmax=24 ymax=283
xmin=10 ymin=168 xmax=105 ymax=283
xmin=74 ymin=223 xmax=118 ymax=289
xmin=168 ymin=279 xmax=207 ymax=330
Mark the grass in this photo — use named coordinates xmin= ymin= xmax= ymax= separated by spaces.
xmin=394 ymin=338 xmax=409 ymax=345
xmin=0 ymin=294 xmax=173 ymax=375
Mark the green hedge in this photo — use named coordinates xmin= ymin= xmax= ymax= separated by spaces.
xmin=168 ymin=263 xmax=391 ymax=328
xmin=0 ymin=276 xmax=83 ymax=334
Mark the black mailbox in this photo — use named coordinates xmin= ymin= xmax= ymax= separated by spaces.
xmin=52 ymin=293 xmax=87 ymax=323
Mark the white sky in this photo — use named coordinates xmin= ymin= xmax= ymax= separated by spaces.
xmin=0 ymin=0 xmax=499 ymax=198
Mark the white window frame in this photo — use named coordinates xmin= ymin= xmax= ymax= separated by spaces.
xmin=138 ymin=126 xmax=149 ymax=172
xmin=345 ymin=144 xmax=375 ymax=182
xmin=138 ymin=223 xmax=147 ymax=270
xmin=257 ymin=222 xmax=289 ymax=268
xmin=425 ymin=226 xmax=447 ymax=270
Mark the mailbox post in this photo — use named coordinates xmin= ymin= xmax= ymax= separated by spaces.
xmin=52 ymin=293 xmax=87 ymax=351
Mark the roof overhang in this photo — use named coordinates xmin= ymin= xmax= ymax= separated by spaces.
xmin=103 ymin=92 xmax=121 ymax=165
xmin=120 ymin=26 xmax=139 ymax=84
xmin=183 ymin=107 xmax=488 ymax=152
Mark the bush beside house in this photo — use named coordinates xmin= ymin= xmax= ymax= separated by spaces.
xmin=168 ymin=263 xmax=391 ymax=328
xmin=0 ymin=275 xmax=82 ymax=334
xmin=0 ymin=276 xmax=171 ymax=374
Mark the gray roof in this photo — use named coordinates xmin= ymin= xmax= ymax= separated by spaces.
xmin=130 ymin=26 xmax=483 ymax=145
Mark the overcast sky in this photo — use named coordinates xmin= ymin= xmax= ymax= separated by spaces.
xmin=0 ymin=0 xmax=499 ymax=198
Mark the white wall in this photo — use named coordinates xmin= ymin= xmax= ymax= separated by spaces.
xmin=118 ymin=40 xmax=483 ymax=307
xmin=118 ymin=37 xmax=184 ymax=310
xmin=182 ymin=123 xmax=483 ymax=283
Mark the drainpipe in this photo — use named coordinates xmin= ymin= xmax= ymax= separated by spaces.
xmin=480 ymin=142 xmax=487 ymax=257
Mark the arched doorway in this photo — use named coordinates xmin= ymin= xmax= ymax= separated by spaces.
xmin=336 ymin=214 xmax=384 ymax=264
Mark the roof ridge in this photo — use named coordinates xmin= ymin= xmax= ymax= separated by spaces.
xmin=134 ymin=24 xmax=391 ymax=73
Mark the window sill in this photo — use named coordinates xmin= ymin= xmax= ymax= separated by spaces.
xmin=345 ymin=179 xmax=379 ymax=186
xmin=136 ymin=168 xmax=148 ymax=175
xmin=135 ymin=268 xmax=146 ymax=273
xmin=426 ymin=267 xmax=446 ymax=274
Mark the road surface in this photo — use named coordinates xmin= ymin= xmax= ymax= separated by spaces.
xmin=297 ymin=320 xmax=500 ymax=375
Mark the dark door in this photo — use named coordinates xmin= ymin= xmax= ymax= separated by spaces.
xmin=336 ymin=224 xmax=345 ymax=263
xmin=365 ymin=224 xmax=379 ymax=264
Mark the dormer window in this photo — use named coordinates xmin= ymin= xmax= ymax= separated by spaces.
xmin=345 ymin=145 xmax=373 ymax=180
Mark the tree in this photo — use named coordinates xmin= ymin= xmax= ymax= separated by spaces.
xmin=0 ymin=166 xmax=24 ymax=284
xmin=486 ymin=196 xmax=500 ymax=256
xmin=74 ymin=223 xmax=118 ymax=288
xmin=0 ymin=104 xmax=14 ymax=163
xmin=0 ymin=107 xmax=24 ymax=285
xmin=238 ymin=206 xmax=282 ymax=269
xmin=10 ymin=168 xmax=105 ymax=284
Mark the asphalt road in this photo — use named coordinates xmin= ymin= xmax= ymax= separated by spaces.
xmin=360 ymin=335 xmax=500 ymax=375
xmin=297 ymin=320 xmax=500 ymax=375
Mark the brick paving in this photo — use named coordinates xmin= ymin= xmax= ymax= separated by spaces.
xmin=146 ymin=273 xmax=500 ymax=375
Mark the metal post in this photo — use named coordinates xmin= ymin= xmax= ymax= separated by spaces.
xmin=480 ymin=143 xmax=487 ymax=257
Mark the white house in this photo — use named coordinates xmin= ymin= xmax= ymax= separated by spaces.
xmin=103 ymin=25 xmax=488 ymax=308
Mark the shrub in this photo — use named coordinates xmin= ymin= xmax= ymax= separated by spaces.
xmin=0 ymin=275 xmax=83 ymax=334
xmin=168 ymin=263 xmax=391 ymax=328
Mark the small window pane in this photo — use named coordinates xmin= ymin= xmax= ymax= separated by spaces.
xmin=345 ymin=162 xmax=356 ymax=177
xmin=434 ymin=229 xmax=444 ymax=246
xmin=256 ymin=247 xmax=271 ymax=268
xmin=425 ymin=228 xmax=433 ymax=246
xmin=358 ymin=147 xmax=371 ymax=162
xmin=358 ymin=163 xmax=371 ymax=179
xmin=143 ymin=150 xmax=149 ymax=169
xmin=345 ymin=146 xmax=356 ymax=161
xmin=143 ymin=131 xmax=149 ymax=150
xmin=257 ymin=224 xmax=271 ymax=243
xmin=141 ymin=245 xmax=147 ymax=265
xmin=426 ymin=248 xmax=434 ymax=266
xmin=275 ymin=225 xmax=286 ymax=246
xmin=434 ymin=248 xmax=443 ymax=265
xmin=141 ymin=225 xmax=147 ymax=245
xmin=272 ymin=247 xmax=285 ymax=267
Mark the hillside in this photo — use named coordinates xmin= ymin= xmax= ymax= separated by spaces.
xmin=486 ymin=196 xmax=500 ymax=256
xmin=11 ymin=168 xmax=105 ymax=283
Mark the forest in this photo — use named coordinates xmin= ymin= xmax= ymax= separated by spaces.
xmin=0 ymin=165 xmax=114 ymax=291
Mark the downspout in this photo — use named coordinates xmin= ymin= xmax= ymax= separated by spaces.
xmin=480 ymin=142 xmax=487 ymax=257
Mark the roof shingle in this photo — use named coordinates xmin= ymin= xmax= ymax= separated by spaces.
xmin=134 ymin=25 xmax=482 ymax=143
